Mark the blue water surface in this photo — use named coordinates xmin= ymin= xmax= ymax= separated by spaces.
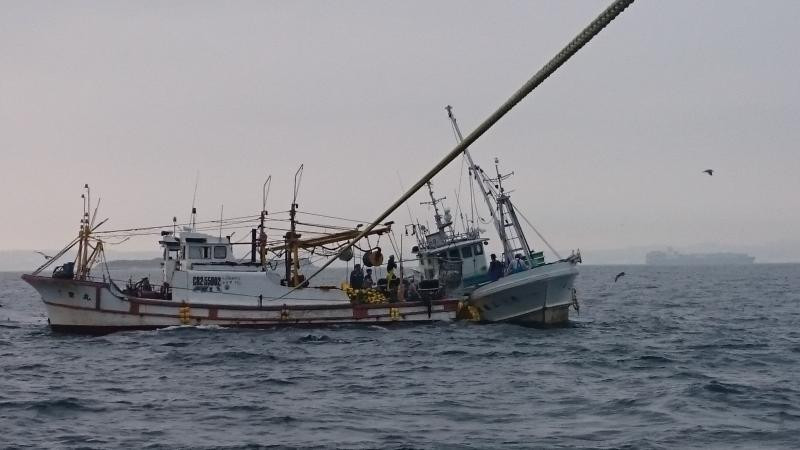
xmin=1 ymin=265 xmax=799 ymax=449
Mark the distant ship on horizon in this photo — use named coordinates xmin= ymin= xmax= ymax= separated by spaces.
xmin=646 ymin=249 xmax=755 ymax=265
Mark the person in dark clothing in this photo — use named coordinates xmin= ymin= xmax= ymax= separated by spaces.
xmin=349 ymin=264 xmax=364 ymax=289
xmin=363 ymin=268 xmax=374 ymax=289
xmin=488 ymin=253 xmax=503 ymax=282
xmin=407 ymin=279 xmax=419 ymax=300
xmin=386 ymin=255 xmax=397 ymax=274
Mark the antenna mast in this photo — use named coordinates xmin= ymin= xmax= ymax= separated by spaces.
xmin=285 ymin=165 xmax=304 ymax=286
xmin=260 ymin=175 xmax=272 ymax=270
xmin=446 ymin=106 xmax=514 ymax=257
xmin=420 ymin=181 xmax=450 ymax=232
xmin=218 ymin=204 xmax=224 ymax=238
xmin=190 ymin=171 xmax=199 ymax=231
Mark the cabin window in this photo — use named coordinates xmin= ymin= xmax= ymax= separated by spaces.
xmin=188 ymin=246 xmax=203 ymax=259
xmin=214 ymin=246 xmax=227 ymax=259
xmin=188 ymin=246 xmax=211 ymax=259
xmin=461 ymin=246 xmax=473 ymax=258
xmin=474 ymin=244 xmax=484 ymax=256
xmin=448 ymin=249 xmax=460 ymax=260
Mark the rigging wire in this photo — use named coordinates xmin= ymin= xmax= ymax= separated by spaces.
xmin=296 ymin=210 xmax=384 ymax=226
xmin=395 ymin=170 xmax=418 ymax=230
xmin=93 ymin=212 xmax=290 ymax=235
xmin=95 ymin=223 xmax=334 ymax=240
xmin=511 ymin=203 xmax=563 ymax=260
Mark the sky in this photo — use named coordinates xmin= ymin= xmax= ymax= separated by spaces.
xmin=1 ymin=0 xmax=799 ymax=263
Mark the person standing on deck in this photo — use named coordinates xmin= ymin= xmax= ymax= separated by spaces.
xmin=386 ymin=255 xmax=397 ymax=290
xmin=363 ymin=268 xmax=374 ymax=289
xmin=349 ymin=264 xmax=364 ymax=289
xmin=407 ymin=279 xmax=419 ymax=300
xmin=510 ymin=254 xmax=529 ymax=274
xmin=488 ymin=254 xmax=504 ymax=282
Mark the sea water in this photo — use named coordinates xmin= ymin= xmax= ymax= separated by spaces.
xmin=1 ymin=265 xmax=799 ymax=449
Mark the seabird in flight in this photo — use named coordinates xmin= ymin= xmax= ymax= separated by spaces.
xmin=34 ymin=251 xmax=53 ymax=260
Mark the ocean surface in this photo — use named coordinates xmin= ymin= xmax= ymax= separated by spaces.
xmin=1 ymin=265 xmax=799 ymax=449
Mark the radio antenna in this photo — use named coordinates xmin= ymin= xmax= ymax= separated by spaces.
xmin=190 ymin=170 xmax=199 ymax=231
xmin=219 ymin=204 xmax=224 ymax=238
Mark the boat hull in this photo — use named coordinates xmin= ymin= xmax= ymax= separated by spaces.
xmin=467 ymin=260 xmax=578 ymax=325
xmin=21 ymin=275 xmax=459 ymax=334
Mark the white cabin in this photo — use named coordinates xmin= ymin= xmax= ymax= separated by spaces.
xmin=155 ymin=229 xmax=350 ymax=305
xmin=413 ymin=229 xmax=490 ymax=288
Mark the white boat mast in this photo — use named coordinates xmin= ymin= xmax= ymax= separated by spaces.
xmin=446 ymin=106 xmax=532 ymax=264
xmin=420 ymin=181 xmax=451 ymax=233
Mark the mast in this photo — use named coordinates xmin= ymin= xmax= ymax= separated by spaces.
xmin=420 ymin=181 xmax=450 ymax=232
xmin=260 ymin=175 xmax=271 ymax=270
xmin=190 ymin=171 xmax=199 ymax=231
xmin=75 ymin=184 xmax=93 ymax=279
xmin=285 ymin=165 xmax=303 ymax=286
xmin=446 ymin=105 xmax=511 ymax=257
xmin=450 ymin=105 xmax=535 ymax=263
xmin=490 ymin=158 xmax=532 ymax=262
xmin=74 ymin=184 xmax=106 ymax=280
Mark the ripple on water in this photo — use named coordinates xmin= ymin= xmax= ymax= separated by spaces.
xmin=1 ymin=266 xmax=799 ymax=448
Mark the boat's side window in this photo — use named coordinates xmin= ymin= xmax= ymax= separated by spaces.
xmin=474 ymin=244 xmax=484 ymax=256
xmin=214 ymin=246 xmax=227 ymax=259
xmin=461 ymin=246 xmax=473 ymax=258
xmin=448 ymin=249 xmax=461 ymax=260
xmin=188 ymin=246 xmax=204 ymax=259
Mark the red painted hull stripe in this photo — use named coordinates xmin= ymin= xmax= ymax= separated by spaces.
xmin=42 ymin=300 xmax=452 ymax=323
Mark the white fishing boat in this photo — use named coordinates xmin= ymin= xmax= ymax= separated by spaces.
xmin=20 ymin=0 xmax=634 ymax=332
xmin=22 ymin=182 xmax=460 ymax=333
xmin=407 ymin=107 xmax=581 ymax=325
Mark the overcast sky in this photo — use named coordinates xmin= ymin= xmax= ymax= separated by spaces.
xmin=1 ymin=0 xmax=798 ymax=261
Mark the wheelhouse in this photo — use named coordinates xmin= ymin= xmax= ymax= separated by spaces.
xmin=415 ymin=238 xmax=489 ymax=288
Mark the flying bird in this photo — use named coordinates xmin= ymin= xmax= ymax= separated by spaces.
xmin=614 ymin=272 xmax=626 ymax=282
xmin=34 ymin=251 xmax=53 ymax=260
xmin=702 ymin=169 xmax=714 ymax=176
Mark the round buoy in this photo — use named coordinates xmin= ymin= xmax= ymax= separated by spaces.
xmin=338 ymin=247 xmax=354 ymax=262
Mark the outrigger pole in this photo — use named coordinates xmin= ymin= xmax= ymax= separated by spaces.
xmin=280 ymin=0 xmax=635 ymax=297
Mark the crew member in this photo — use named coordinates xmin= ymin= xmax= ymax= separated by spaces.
xmin=349 ymin=264 xmax=364 ymax=289
xmin=386 ymin=255 xmax=398 ymax=293
xmin=510 ymin=254 xmax=529 ymax=273
xmin=407 ymin=279 xmax=419 ymax=300
xmin=363 ymin=268 xmax=374 ymax=289
xmin=488 ymin=253 xmax=503 ymax=281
